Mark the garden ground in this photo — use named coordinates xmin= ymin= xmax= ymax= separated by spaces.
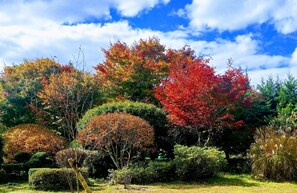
xmin=1 ymin=173 xmax=297 ymax=193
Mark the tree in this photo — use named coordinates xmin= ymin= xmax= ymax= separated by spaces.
xmin=38 ymin=69 xmax=100 ymax=140
xmin=276 ymin=74 xmax=297 ymax=115
xmin=3 ymin=124 xmax=66 ymax=162
xmin=77 ymin=101 xmax=169 ymax=155
xmin=257 ymin=74 xmax=297 ymax=117
xmin=155 ymin=56 xmax=252 ymax=146
xmin=77 ymin=113 xmax=154 ymax=169
xmin=95 ymin=37 xmax=170 ymax=104
xmin=0 ymin=58 xmax=64 ymax=127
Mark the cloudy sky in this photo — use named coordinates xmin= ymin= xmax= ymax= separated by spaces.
xmin=1 ymin=0 xmax=297 ymax=85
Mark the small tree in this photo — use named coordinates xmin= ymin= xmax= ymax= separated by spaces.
xmin=77 ymin=113 xmax=154 ymax=169
xmin=95 ymin=37 xmax=170 ymax=104
xmin=38 ymin=69 xmax=100 ymax=140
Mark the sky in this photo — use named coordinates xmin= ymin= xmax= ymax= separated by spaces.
xmin=1 ymin=0 xmax=297 ymax=86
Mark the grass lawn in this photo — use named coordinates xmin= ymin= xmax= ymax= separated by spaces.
xmin=1 ymin=173 xmax=297 ymax=193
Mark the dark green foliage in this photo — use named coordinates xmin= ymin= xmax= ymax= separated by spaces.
xmin=29 ymin=168 xmax=89 ymax=191
xmin=82 ymin=151 xmax=114 ymax=178
xmin=0 ymin=168 xmax=7 ymax=184
xmin=174 ymin=145 xmax=227 ymax=181
xmin=226 ymin=157 xmax=251 ymax=174
xmin=0 ymin=97 xmax=36 ymax=127
xmin=26 ymin=152 xmax=54 ymax=168
xmin=257 ymin=76 xmax=282 ymax=117
xmin=215 ymin=127 xmax=255 ymax=160
xmin=0 ymin=135 xmax=3 ymax=164
xmin=77 ymin=101 xmax=169 ymax=154
xmin=0 ymin=58 xmax=63 ymax=127
xmin=0 ymin=163 xmax=28 ymax=180
xmin=14 ymin=152 xmax=31 ymax=163
xmin=258 ymin=75 xmax=297 ymax=117
xmin=130 ymin=161 xmax=176 ymax=184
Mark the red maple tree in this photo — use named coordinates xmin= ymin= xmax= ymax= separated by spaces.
xmin=155 ymin=55 xmax=251 ymax=146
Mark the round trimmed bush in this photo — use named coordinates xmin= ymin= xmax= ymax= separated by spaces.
xmin=77 ymin=113 xmax=154 ymax=169
xmin=26 ymin=152 xmax=54 ymax=168
xmin=14 ymin=152 xmax=31 ymax=163
xmin=77 ymin=101 xmax=168 ymax=153
xmin=29 ymin=168 xmax=88 ymax=191
xmin=3 ymin=124 xmax=66 ymax=162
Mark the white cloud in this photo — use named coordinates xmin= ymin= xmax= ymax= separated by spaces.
xmin=0 ymin=0 xmax=296 ymax=86
xmin=0 ymin=0 xmax=170 ymax=25
xmin=113 ymin=0 xmax=170 ymax=17
xmin=184 ymin=0 xmax=297 ymax=34
xmin=291 ymin=47 xmax=297 ymax=66
xmin=0 ymin=18 xmax=294 ymax=86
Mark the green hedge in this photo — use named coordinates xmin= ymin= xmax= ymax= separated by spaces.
xmin=109 ymin=161 xmax=176 ymax=185
xmin=29 ymin=168 xmax=89 ymax=191
xmin=77 ymin=101 xmax=169 ymax=152
xmin=174 ymin=145 xmax=227 ymax=181
xmin=132 ymin=161 xmax=176 ymax=184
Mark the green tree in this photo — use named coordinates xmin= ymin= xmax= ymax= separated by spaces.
xmin=257 ymin=75 xmax=297 ymax=117
xmin=0 ymin=58 xmax=63 ymax=127
xmin=276 ymin=74 xmax=297 ymax=115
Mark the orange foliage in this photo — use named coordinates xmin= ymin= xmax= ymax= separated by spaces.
xmin=94 ymin=37 xmax=169 ymax=103
xmin=37 ymin=70 xmax=99 ymax=138
xmin=3 ymin=124 xmax=66 ymax=162
xmin=77 ymin=113 xmax=154 ymax=169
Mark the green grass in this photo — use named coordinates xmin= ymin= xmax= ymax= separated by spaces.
xmin=1 ymin=174 xmax=297 ymax=193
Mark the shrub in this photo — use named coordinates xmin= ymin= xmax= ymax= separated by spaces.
xmin=174 ymin=145 xmax=227 ymax=181
xmin=250 ymin=126 xmax=297 ymax=181
xmin=0 ymin=169 xmax=7 ymax=184
xmin=108 ymin=167 xmax=133 ymax=188
xmin=29 ymin=168 xmax=89 ymax=191
xmin=55 ymin=148 xmax=88 ymax=168
xmin=109 ymin=161 xmax=176 ymax=185
xmin=26 ymin=152 xmax=54 ymax=168
xmin=131 ymin=161 xmax=176 ymax=184
xmin=14 ymin=152 xmax=31 ymax=163
xmin=82 ymin=151 xmax=114 ymax=178
xmin=3 ymin=124 xmax=66 ymax=162
xmin=0 ymin=163 xmax=28 ymax=180
xmin=77 ymin=113 xmax=154 ymax=169
xmin=77 ymin=101 xmax=169 ymax=154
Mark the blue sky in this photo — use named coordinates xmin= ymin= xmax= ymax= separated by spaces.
xmin=1 ymin=0 xmax=297 ymax=85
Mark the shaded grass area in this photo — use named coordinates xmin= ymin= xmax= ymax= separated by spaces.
xmin=1 ymin=174 xmax=297 ymax=193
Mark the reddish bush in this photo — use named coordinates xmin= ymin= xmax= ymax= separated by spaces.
xmin=3 ymin=124 xmax=66 ymax=162
xmin=77 ymin=113 xmax=154 ymax=169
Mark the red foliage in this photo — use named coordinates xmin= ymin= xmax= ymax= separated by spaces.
xmin=155 ymin=57 xmax=251 ymax=130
